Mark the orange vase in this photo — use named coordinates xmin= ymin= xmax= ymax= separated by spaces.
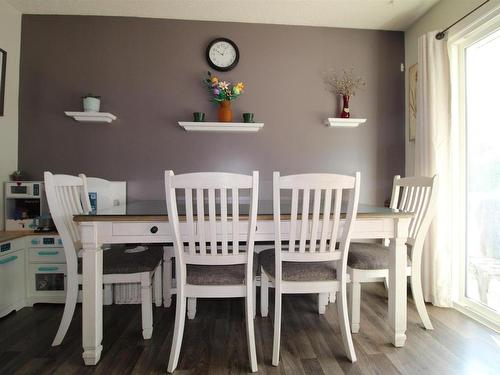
xmin=218 ymin=100 xmax=233 ymax=122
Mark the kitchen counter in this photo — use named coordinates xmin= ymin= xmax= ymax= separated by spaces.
xmin=0 ymin=231 xmax=58 ymax=243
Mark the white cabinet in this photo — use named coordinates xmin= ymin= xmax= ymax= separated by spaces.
xmin=0 ymin=244 xmax=26 ymax=318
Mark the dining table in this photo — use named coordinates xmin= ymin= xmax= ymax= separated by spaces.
xmin=74 ymin=199 xmax=412 ymax=365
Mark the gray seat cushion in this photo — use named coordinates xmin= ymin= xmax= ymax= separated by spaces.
xmin=347 ymin=242 xmax=411 ymax=270
xmin=78 ymin=244 xmax=163 ymax=275
xmin=186 ymin=253 xmax=259 ymax=285
xmin=258 ymin=249 xmax=337 ymax=282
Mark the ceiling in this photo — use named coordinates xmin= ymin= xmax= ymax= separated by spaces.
xmin=6 ymin=0 xmax=441 ymax=31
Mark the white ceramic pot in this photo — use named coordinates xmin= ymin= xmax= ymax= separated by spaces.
xmin=83 ymin=97 xmax=101 ymax=112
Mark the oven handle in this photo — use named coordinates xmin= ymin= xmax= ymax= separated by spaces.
xmin=38 ymin=251 xmax=59 ymax=256
xmin=0 ymin=255 xmax=18 ymax=265
xmin=38 ymin=266 xmax=59 ymax=272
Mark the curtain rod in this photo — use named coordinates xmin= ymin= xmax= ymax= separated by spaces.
xmin=435 ymin=0 xmax=490 ymax=39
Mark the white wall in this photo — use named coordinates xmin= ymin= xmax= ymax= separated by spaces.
xmin=0 ymin=0 xmax=21 ymax=229
xmin=404 ymin=0 xmax=485 ymax=176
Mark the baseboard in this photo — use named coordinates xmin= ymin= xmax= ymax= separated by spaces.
xmin=453 ymin=302 xmax=500 ymax=334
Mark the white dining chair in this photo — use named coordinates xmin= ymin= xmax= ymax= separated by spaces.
xmin=347 ymin=175 xmax=438 ymax=333
xmin=259 ymin=172 xmax=361 ymax=365
xmin=44 ymin=172 xmax=163 ymax=346
xmin=165 ymin=170 xmax=259 ymax=373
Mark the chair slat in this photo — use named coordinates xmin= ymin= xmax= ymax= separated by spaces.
xmin=288 ymin=189 xmax=298 ymax=252
xmin=185 ymin=189 xmax=196 ymax=255
xmin=208 ymin=188 xmax=217 ymax=254
xmin=60 ymin=188 xmax=78 ymax=241
xmin=220 ymin=188 xmax=228 ymax=255
xmin=309 ymin=189 xmax=321 ymax=251
xmin=196 ymin=188 xmax=206 ymax=255
xmin=408 ymin=186 xmax=421 ymax=235
xmin=400 ymin=186 xmax=409 ymax=211
xmin=403 ymin=186 xmax=414 ymax=212
xmin=232 ymin=188 xmax=239 ymax=254
xmin=319 ymin=189 xmax=332 ymax=252
xmin=329 ymin=189 xmax=342 ymax=252
xmin=412 ymin=187 xmax=429 ymax=239
xmin=299 ymin=189 xmax=310 ymax=253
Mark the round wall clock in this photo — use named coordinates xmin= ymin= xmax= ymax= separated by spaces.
xmin=206 ymin=38 xmax=240 ymax=72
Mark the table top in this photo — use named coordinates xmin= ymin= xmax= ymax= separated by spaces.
xmin=74 ymin=199 xmax=412 ymax=222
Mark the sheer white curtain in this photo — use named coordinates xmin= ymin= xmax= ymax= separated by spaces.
xmin=415 ymin=31 xmax=453 ymax=307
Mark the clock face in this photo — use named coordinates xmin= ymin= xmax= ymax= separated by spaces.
xmin=206 ymin=38 xmax=239 ymax=72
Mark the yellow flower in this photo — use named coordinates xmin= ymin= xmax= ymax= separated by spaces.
xmin=235 ymin=82 xmax=245 ymax=91
xmin=211 ymin=77 xmax=219 ymax=86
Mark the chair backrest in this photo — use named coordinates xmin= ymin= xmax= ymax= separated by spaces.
xmin=44 ymin=172 xmax=90 ymax=272
xmin=81 ymin=175 xmax=127 ymax=211
xmin=164 ymin=171 xmax=259 ymax=267
xmin=273 ymin=172 xmax=361 ymax=270
xmin=389 ymin=175 xmax=438 ymax=249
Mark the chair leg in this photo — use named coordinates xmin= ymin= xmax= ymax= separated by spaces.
xmin=348 ymin=281 xmax=361 ymax=333
xmin=329 ymin=292 xmax=336 ymax=304
xmin=272 ymin=288 xmax=282 ymax=366
xmin=141 ymin=273 xmax=153 ymax=339
xmin=187 ymin=298 xmax=197 ymax=320
xmin=260 ymin=270 xmax=269 ymax=317
xmin=103 ymin=284 xmax=113 ymax=305
xmin=411 ymin=269 xmax=433 ymax=330
xmin=163 ymin=255 xmax=172 ymax=308
xmin=167 ymin=292 xmax=187 ymax=373
xmin=246 ymin=284 xmax=258 ymax=372
xmin=52 ymin=273 xmax=78 ymax=346
xmin=154 ymin=264 xmax=162 ymax=307
xmin=383 ymin=276 xmax=389 ymax=290
xmin=338 ymin=283 xmax=357 ymax=362
xmin=318 ymin=293 xmax=328 ymax=315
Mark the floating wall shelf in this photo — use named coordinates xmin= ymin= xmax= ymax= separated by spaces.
xmin=65 ymin=111 xmax=117 ymax=123
xmin=325 ymin=118 xmax=366 ymax=128
xmin=178 ymin=121 xmax=264 ymax=133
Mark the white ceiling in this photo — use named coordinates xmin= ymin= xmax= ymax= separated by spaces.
xmin=6 ymin=0 xmax=441 ymax=31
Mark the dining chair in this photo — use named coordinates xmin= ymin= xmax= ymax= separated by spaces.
xmin=259 ymin=172 xmax=361 ymax=365
xmin=165 ymin=170 xmax=259 ymax=373
xmin=44 ymin=172 xmax=163 ymax=346
xmin=347 ymin=175 xmax=438 ymax=333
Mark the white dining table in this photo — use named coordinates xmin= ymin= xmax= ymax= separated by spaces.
xmin=74 ymin=200 xmax=412 ymax=365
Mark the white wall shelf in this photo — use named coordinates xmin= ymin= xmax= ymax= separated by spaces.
xmin=325 ymin=118 xmax=366 ymax=128
xmin=178 ymin=121 xmax=264 ymax=133
xmin=65 ymin=111 xmax=117 ymax=123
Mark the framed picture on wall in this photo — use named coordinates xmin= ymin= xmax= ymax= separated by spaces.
xmin=408 ymin=63 xmax=418 ymax=141
xmin=0 ymin=48 xmax=6 ymax=116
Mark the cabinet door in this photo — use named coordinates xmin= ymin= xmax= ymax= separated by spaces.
xmin=0 ymin=250 xmax=26 ymax=317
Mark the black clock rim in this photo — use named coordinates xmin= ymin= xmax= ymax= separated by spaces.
xmin=206 ymin=37 xmax=240 ymax=72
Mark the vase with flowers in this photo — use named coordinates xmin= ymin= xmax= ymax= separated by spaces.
xmin=325 ymin=68 xmax=365 ymax=118
xmin=204 ymin=71 xmax=245 ymax=122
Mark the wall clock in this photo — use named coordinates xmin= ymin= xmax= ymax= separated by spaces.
xmin=206 ymin=38 xmax=239 ymax=72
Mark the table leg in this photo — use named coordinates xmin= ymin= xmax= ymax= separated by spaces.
xmin=388 ymin=217 xmax=410 ymax=347
xmin=81 ymin=223 xmax=104 ymax=365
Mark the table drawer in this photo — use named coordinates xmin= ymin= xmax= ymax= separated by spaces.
xmin=29 ymin=248 xmax=66 ymax=263
xmin=112 ymin=222 xmax=170 ymax=236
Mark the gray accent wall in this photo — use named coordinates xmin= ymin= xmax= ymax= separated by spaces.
xmin=19 ymin=15 xmax=404 ymax=203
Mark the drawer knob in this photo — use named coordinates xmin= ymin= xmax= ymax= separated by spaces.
xmin=150 ymin=226 xmax=158 ymax=234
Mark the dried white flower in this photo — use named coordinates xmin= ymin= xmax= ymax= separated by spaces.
xmin=324 ymin=68 xmax=366 ymax=97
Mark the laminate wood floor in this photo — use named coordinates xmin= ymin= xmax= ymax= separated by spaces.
xmin=1 ymin=283 xmax=499 ymax=375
